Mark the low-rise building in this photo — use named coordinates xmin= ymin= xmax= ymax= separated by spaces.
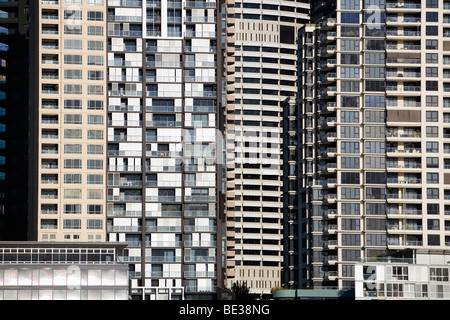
xmin=355 ymin=249 xmax=450 ymax=299
xmin=0 ymin=241 xmax=129 ymax=300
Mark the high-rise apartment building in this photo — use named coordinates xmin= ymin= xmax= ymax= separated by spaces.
xmin=226 ymin=0 xmax=308 ymax=295
xmin=290 ymin=0 xmax=450 ymax=290
xmin=0 ymin=0 xmax=30 ymax=241
xmin=29 ymin=0 xmax=226 ymax=300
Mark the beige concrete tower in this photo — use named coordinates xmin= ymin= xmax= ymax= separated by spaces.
xmin=30 ymin=0 xmax=107 ymax=242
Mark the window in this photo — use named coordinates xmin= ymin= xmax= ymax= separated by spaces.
xmin=426 ymin=111 xmax=438 ymax=122
xmin=341 ymin=218 xmax=360 ymax=230
xmin=428 ymin=234 xmax=440 ymax=246
xmin=88 ymin=100 xmax=104 ymax=110
xmin=64 ymin=10 xmax=82 ymax=20
xmin=426 ymin=67 xmax=438 ymax=77
xmin=365 ymin=141 xmax=385 ymax=153
xmin=426 ymin=0 xmax=438 ymax=8
xmin=341 ymin=126 xmax=359 ymax=138
xmin=341 ymin=203 xmax=360 ymax=215
xmin=426 ymin=53 xmax=438 ymax=63
xmin=87 ymin=56 xmax=104 ymax=66
xmin=87 ymin=145 xmax=103 ymax=154
xmin=341 ymin=26 xmax=359 ymax=37
xmin=427 ymin=173 xmax=439 ymax=183
xmin=426 ymin=39 xmax=438 ymax=49
xmin=426 ymin=142 xmax=438 ymax=152
xmin=64 ymin=54 xmax=82 ymax=65
xmin=366 ymin=218 xmax=386 ymax=230
xmin=87 ymin=220 xmax=103 ymax=230
xmin=64 ymin=189 xmax=82 ymax=199
xmin=341 ymin=187 xmax=360 ymax=199
xmin=63 ymin=24 xmax=82 ymax=35
xmin=366 ymin=203 xmax=386 ymax=215
xmin=341 ymin=0 xmax=360 ymax=9
xmin=341 ymin=172 xmax=360 ymax=184
xmin=64 ymin=39 xmax=82 ymax=50
xmin=64 ymin=144 xmax=82 ymax=154
xmin=427 ymin=203 xmax=440 ymax=215
xmin=64 ymin=99 xmax=82 ymax=109
xmin=64 ymin=174 xmax=82 ymax=184
xmin=64 ymin=129 xmax=82 ymax=139
xmin=87 ymin=115 xmax=103 ymax=125
xmin=88 ymin=71 xmax=104 ymax=80
xmin=427 ymin=188 xmax=439 ymax=199
xmin=87 ymin=204 xmax=103 ymax=215
xmin=87 ymin=130 xmax=103 ymax=140
xmin=426 ymin=96 xmax=438 ymax=106
xmin=366 ymin=187 xmax=386 ymax=199
xmin=392 ymin=266 xmax=408 ymax=280
xmin=426 ymin=81 xmax=438 ymax=91
xmin=64 ymin=159 xmax=82 ymax=169
xmin=341 ymin=141 xmax=360 ymax=153
xmin=87 ymin=85 xmax=104 ymax=95
xmin=64 ymin=204 xmax=81 ymax=214
xmin=426 ymin=126 xmax=438 ymax=137
xmin=341 ymin=157 xmax=360 ymax=168
xmin=87 ymin=159 xmax=103 ymax=169
xmin=87 ymin=11 xmax=103 ymax=21
xmin=63 ymin=219 xmax=81 ymax=229
xmin=341 ymin=12 xmax=360 ymax=23
xmin=427 ymin=157 xmax=439 ymax=168
xmin=341 ymin=111 xmax=359 ymax=123
xmin=342 ymin=234 xmax=361 ymax=246
xmin=87 ymin=40 xmax=104 ymax=51
xmin=426 ymin=26 xmax=438 ymax=36
xmin=430 ymin=268 xmax=449 ymax=281
xmin=426 ymin=12 xmax=439 ymax=22
xmin=87 ymin=189 xmax=103 ymax=199
xmin=428 ymin=219 xmax=440 ymax=230
xmin=64 ymin=114 xmax=82 ymax=124
xmin=87 ymin=174 xmax=103 ymax=184
xmin=64 ymin=69 xmax=82 ymax=80
xmin=87 ymin=26 xmax=103 ymax=36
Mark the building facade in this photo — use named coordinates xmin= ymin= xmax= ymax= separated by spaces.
xmin=0 ymin=0 xmax=30 ymax=241
xmin=227 ymin=0 xmax=309 ymax=296
xmin=293 ymin=0 xmax=450 ymax=289
xmin=0 ymin=242 xmax=129 ymax=300
xmin=355 ymin=250 xmax=450 ymax=299
xmin=29 ymin=0 xmax=226 ymax=300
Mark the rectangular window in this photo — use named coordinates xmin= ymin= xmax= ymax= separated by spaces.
xmin=87 ymin=174 xmax=103 ymax=184
xmin=64 ymin=144 xmax=82 ymax=154
xmin=64 ymin=114 xmax=82 ymax=124
xmin=87 ymin=11 xmax=104 ymax=21
xmin=64 ymin=174 xmax=82 ymax=184
xmin=87 ymin=159 xmax=103 ymax=169
xmin=87 ymin=220 xmax=103 ymax=229
xmin=87 ymin=40 xmax=104 ymax=51
xmin=430 ymin=268 xmax=449 ymax=281
xmin=63 ymin=219 xmax=81 ymax=229
xmin=64 ymin=39 xmax=82 ymax=50
xmin=64 ymin=54 xmax=82 ymax=65
xmin=64 ymin=159 xmax=82 ymax=169
xmin=64 ymin=129 xmax=82 ymax=139
xmin=64 ymin=204 xmax=82 ymax=214
xmin=64 ymin=69 xmax=82 ymax=80
xmin=87 ymin=26 xmax=104 ymax=36
xmin=87 ymin=204 xmax=103 ymax=215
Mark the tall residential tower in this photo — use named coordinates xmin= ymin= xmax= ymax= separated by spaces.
xmin=29 ymin=0 xmax=226 ymax=300
xmin=226 ymin=0 xmax=309 ymax=295
xmin=291 ymin=0 xmax=450 ymax=290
